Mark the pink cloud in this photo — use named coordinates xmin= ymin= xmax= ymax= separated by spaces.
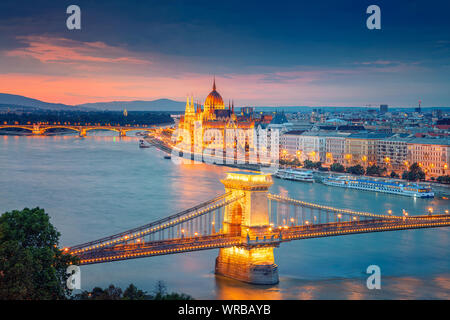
xmin=5 ymin=36 xmax=150 ymax=65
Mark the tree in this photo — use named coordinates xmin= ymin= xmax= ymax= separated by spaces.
xmin=330 ymin=163 xmax=345 ymax=173
xmin=123 ymin=283 xmax=148 ymax=300
xmin=0 ymin=207 xmax=78 ymax=299
xmin=437 ymin=175 xmax=450 ymax=184
xmin=366 ymin=165 xmax=382 ymax=176
xmin=403 ymin=163 xmax=425 ymax=181
xmin=346 ymin=165 xmax=365 ymax=175
xmin=74 ymin=282 xmax=192 ymax=300
xmin=390 ymin=171 xmax=399 ymax=178
xmin=303 ymin=160 xmax=321 ymax=169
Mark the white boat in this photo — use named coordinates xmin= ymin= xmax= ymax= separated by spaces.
xmin=322 ymin=175 xmax=434 ymax=198
xmin=139 ymin=139 xmax=150 ymax=148
xmin=275 ymin=169 xmax=314 ymax=182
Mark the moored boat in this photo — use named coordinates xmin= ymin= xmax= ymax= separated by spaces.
xmin=322 ymin=175 xmax=434 ymax=198
xmin=275 ymin=169 xmax=314 ymax=182
xmin=139 ymin=139 xmax=150 ymax=148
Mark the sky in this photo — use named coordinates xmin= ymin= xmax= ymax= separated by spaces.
xmin=0 ymin=0 xmax=449 ymax=107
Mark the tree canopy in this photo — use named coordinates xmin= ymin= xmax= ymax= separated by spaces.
xmin=0 ymin=207 xmax=78 ymax=299
xmin=402 ymin=163 xmax=425 ymax=181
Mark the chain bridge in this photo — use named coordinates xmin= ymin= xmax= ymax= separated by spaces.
xmin=66 ymin=171 xmax=450 ymax=284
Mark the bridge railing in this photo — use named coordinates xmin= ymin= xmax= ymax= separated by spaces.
xmin=68 ymin=192 xmax=244 ymax=254
xmin=268 ymin=193 xmax=408 ymax=226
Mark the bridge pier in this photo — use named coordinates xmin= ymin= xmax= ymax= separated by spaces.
xmin=32 ymin=124 xmax=44 ymax=135
xmin=215 ymin=172 xmax=279 ymax=285
xmin=79 ymin=128 xmax=87 ymax=137
xmin=119 ymin=129 xmax=126 ymax=137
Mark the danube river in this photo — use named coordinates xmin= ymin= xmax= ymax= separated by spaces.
xmin=1 ymin=133 xmax=449 ymax=299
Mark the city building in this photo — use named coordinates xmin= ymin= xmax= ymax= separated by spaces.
xmin=344 ymin=133 xmax=390 ymax=166
xmin=407 ymin=138 xmax=450 ymax=177
xmin=377 ymin=135 xmax=411 ymax=171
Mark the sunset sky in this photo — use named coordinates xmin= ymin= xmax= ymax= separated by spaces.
xmin=0 ymin=0 xmax=449 ymax=107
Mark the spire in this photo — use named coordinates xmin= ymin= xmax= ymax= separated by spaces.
xmin=212 ymin=76 xmax=216 ymax=91
xmin=185 ymin=95 xmax=195 ymax=116
xmin=231 ymin=100 xmax=234 ymax=114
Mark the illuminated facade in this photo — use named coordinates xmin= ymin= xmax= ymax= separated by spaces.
xmin=176 ymin=79 xmax=260 ymax=164
xmin=215 ymin=172 xmax=279 ymax=284
xmin=407 ymin=138 xmax=450 ymax=177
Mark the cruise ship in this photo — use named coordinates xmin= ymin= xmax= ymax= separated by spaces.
xmin=322 ymin=175 xmax=434 ymax=198
xmin=275 ymin=169 xmax=315 ymax=182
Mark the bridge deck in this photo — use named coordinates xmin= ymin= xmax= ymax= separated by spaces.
xmin=72 ymin=214 xmax=450 ymax=265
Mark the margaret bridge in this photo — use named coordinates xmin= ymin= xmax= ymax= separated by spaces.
xmin=0 ymin=124 xmax=158 ymax=136
xmin=65 ymin=171 xmax=450 ymax=284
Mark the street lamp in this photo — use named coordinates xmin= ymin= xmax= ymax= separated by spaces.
xmin=428 ymin=207 xmax=433 ymax=216
xmin=388 ymin=209 xmax=392 ymax=215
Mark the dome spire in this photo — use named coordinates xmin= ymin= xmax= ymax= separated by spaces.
xmin=213 ymin=76 xmax=216 ymax=91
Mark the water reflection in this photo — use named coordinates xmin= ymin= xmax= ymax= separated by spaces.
xmin=0 ymin=134 xmax=449 ymax=299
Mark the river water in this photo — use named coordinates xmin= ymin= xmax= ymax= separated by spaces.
xmin=1 ymin=133 xmax=449 ymax=299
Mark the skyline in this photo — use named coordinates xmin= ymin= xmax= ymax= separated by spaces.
xmin=0 ymin=0 xmax=449 ymax=107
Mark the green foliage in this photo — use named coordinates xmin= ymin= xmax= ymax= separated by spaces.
xmin=346 ymin=164 xmax=365 ymax=175
xmin=330 ymin=163 xmax=345 ymax=173
xmin=436 ymin=175 xmax=450 ymax=184
xmin=366 ymin=165 xmax=386 ymax=176
xmin=74 ymin=281 xmax=193 ymax=300
xmin=279 ymin=158 xmax=301 ymax=167
xmin=402 ymin=163 xmax=426 ymax=181
xmin=390 ymin=171 xmax=399 ymax=178
xmin=303 ymin=160 xmax=321 ymax=169
xmin=0 ymin=207 xmax=78 ymax=299
xmin=0 ymin=110 xmax=174 ymax=128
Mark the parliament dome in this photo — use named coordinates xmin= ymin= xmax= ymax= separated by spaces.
xmin=204 ymin=78 xmax=225 ymax=111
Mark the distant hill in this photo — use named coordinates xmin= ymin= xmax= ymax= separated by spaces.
xmin=0 ymin=93 xmax=86 ymax=111
xmin=76 ymin=99 xmax=185 ymax=112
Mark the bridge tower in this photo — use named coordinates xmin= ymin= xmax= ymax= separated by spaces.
xmin=215 ymin=171 xmax=279 ymax=285
xmin=32 ymin=124 xmax=44 ymax=135
xmin=79 ymin=127 xmax=87 ymax=137
xmin=119 ymin=129 xmax=127 ymax=137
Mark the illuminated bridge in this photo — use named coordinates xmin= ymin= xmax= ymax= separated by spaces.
xmin=0 ymin=124 xmax=158 ymax=136
xmin=66 ymin=171 xmax=450 ymax=284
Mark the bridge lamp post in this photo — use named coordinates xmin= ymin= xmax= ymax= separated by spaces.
xmin=388 ymin=210 xmax=392 ymax=216
xmin=337 ymin=214 xmax=342 ymax=223
xmin=290 ymin=217 xmax=294 ymax=226
xmin=428 ymin=207 xmax=433 ymax=216
xmin=181 ymin=229 xmax=185 ymax=239
xmin=445 ymin=210 xmax=449 ymax=214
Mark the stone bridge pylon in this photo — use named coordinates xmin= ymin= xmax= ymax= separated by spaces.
xmin=215 ymin=171 xmax=279 ymax=284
